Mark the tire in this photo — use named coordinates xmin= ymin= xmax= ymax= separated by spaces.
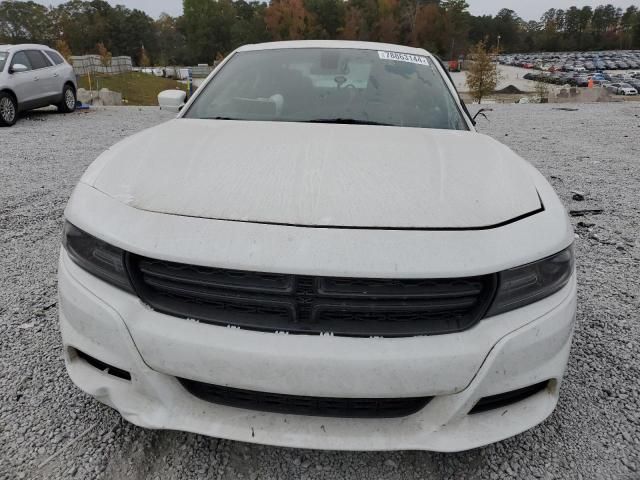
xmin=58 ymin=84 xmax=77 ymax=113
xmin=0 ymin=92 xmax=18 ymax=127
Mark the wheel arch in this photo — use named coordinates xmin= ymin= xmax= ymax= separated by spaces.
xmin=0 ymin=88 xmax=18 ymax=105
xmin=64 ymin=81 xmax=76 ymax=93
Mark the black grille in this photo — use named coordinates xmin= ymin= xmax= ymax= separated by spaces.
xmin=127 ymin=255 xmax=497 ymax=337
xmin=178 ymin=378 xmax=432 ymax=418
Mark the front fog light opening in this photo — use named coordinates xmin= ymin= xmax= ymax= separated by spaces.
xmin=469 ymin=380 xmax=554 ymax=415
xmin=70 ymin=347 xmax=132 ymax=381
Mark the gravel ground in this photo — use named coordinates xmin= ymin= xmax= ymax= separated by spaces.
xmin=1 ymin=104 xmax=639 ymax=480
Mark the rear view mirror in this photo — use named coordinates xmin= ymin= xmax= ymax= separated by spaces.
xmin=10 ymin=64 xmax=29 ymax=74
xmin=158 ymin=90 xmax=187 ymax=113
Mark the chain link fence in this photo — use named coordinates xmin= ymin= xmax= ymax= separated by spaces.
xmin=71 ymin=55 xmax=133 ymax=76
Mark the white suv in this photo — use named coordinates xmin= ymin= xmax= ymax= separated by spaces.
xmin=0 ymin=44 xmax=77 ymax=127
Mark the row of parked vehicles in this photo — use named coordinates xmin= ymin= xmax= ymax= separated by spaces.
xmin=523 ymin=69 xmax=640 ymax=95
xmin=500 ymin=50 xmax=640 ymax=72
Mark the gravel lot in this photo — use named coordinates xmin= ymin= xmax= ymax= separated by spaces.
xmin=1 ymin=105 xmax=639 ymax=480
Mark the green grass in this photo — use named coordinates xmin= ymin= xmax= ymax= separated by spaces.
xmin=78 ymin=72 xmax=189 ymax=106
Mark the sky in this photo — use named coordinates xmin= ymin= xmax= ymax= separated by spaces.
xmin=33 ymin=0 xmax=640 ymax=21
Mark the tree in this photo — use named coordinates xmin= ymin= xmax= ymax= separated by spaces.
xmin=183 ymin=0 xmax=236 ymax=62
xmin=346 ymin=0 xmax=379 ymax=40
xmin=155 ymin=14 xmax=187 ymax=65
xmin=466 ymin=41 xmax=498 ymax=104
xmin=633 ymin=9 xmax=640 ymax=48
xmin=55 ymin=39 xmax=73 ymax=62
xmin=373 ymin=0 xmax=400 ymax=43
xmin=534 ymin=80 xmax=550 ymax=103
xmin=621 ymin=6 xmax=639 ymax=48
xmin=3 ymin=0 xmax=640 ymax=65
xmin=494 ymin=9 xmax=523 ymax=52
xmin=0 ymin=0 xmax=53 ymax=44
xmin=413 ymin=3 xmax=447 ymax=54
xmin=230 ymin=1 xmax=269 ymax=48
xmin=264 ymin=0 xmax=310 ymax=40
xmin=441 ymin=0 xmax=470 ymax=58
xmin=341 ymin=6 xmax=366 ymax=40
xmin=53 ymin=0 xmax=113 ymax=55
xmin=139 ymin=46 xmax=150 ymax=67
xmin=305 ymin=0 xmax=346 ymax=38
xmin=110 ymin=7 xmax=159 ymax=63
xmin=96 ymin=42 xmax=112 ymax=67
xmin=578 ymin=6 xmax=594 ymax=48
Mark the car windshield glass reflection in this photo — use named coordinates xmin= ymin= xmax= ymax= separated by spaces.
xmin=185 ymin=48 xmax=468 ymax=131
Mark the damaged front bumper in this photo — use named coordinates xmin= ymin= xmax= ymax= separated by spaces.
xmin=58 ymin=250 xmax=576 ymax=452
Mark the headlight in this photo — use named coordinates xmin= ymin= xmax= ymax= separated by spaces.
xmin=62 ymin=221 xmax=134 ymax=293
xmin=486 ymin=246 xmax=574 ymax=317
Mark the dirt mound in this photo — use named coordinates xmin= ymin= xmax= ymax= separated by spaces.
xmin=495 ymin=84 xmax=525 ymax=94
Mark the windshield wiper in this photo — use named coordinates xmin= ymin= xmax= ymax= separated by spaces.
xmin=200 ymin=117 xmax=393 ymax=126
xmin=304 ymin=118 xmax=393 ymax=126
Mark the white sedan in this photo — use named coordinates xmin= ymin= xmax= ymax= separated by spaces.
xmin=59 ymin=40 xmax=576 ymax=452
xmin=615 ymin=82 xmax=638 ymax=95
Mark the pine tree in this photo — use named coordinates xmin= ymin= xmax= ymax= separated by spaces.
xmin=139 ymin=46 xmax=151 ymax=67
xmin=465 ymin=40 xmax=498 ymax=104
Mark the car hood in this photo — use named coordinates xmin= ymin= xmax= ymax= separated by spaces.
xmin=85 ymin=119 xmax=542 ymax=229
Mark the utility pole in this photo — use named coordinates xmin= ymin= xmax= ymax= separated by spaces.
xmin=496 ymin=35 xmax=502 ymax=53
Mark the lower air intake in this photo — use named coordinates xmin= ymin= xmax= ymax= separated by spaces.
xmin=178 ymin=378 xmax=432 ymax=419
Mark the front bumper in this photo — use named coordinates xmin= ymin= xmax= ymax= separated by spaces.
xmin=58 ymin=250 xmax=577 ymax=452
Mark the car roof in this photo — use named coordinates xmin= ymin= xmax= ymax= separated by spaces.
xmin=236 ymin=40 xmax=432 ymax=58
xmin=0 ymin=44 xmax=52 ymax=52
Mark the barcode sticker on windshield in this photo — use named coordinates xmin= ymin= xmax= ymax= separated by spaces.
xmin=378 ymin=51 xmax=429 ymax=66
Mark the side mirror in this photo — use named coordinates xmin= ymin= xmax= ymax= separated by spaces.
xmin=10 ymin=63 xmax=29 ymax=74
xmin=158 ymin=90 xmax=187 ymax=113
xmin=472 ymin=108 xmax=493 ymax=122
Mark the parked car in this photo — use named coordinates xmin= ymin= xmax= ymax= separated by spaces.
xmin=626 ymin=80 xmax=640 ymax=91
xmin=0 ymin=44 xmax=77 ymax=127
xmin=605 ymin=83 xmax=619 ymax=93
xmin=575 ymin=76 xmax=589 ymax=87
xmin=499 ymin=50 xmax=640 ymax=72
xmin=60 ymin=40 xmax=577 ymax=453
xmin=609 ymin=82 xmax=638 ymax=95
xmin=617 ymin=83 xmax=638 ymax=95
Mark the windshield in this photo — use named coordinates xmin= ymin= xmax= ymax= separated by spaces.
xmin=0 ymin=52 xmax=8 ymax=72
xmin=184 ymin=48 xmax=468 ymax=131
